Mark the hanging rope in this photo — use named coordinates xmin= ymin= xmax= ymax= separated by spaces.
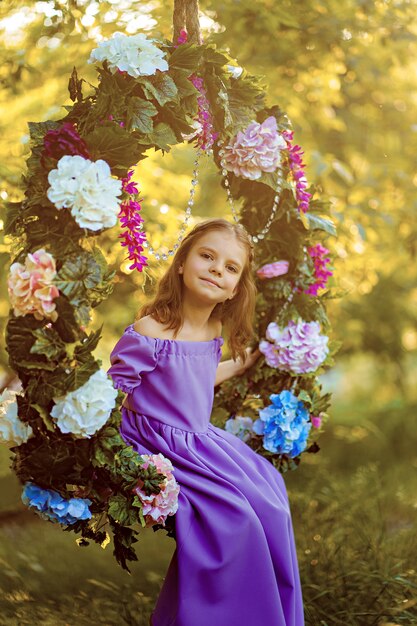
xmin=173 ymin=0 xmax=202 ymax=45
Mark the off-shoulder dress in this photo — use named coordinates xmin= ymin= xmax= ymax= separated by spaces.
xmin=107 ymin=324 xmax=304 ymax=626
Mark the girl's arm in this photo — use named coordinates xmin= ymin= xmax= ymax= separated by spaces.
xmin=215 ymin=348 xmax=261 ymax=386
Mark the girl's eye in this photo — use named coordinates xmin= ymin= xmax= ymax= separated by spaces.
xmin=201 ymin=253 xmax=212 ymax=259
xmin=227 ymin=266 xmax=237 ymax=272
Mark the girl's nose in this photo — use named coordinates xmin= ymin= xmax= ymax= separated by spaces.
xmin=210 ymin=263 xmax=222 ymax=276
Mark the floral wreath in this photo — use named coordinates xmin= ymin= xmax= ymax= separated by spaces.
xmin=2 ymin=28 xmax=338 ymax=571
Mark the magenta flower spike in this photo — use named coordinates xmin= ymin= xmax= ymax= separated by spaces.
xmin=282 ymin=130 xmax=312 ymax=214
xmin=117 ymin=170 xmax=148 ymax=272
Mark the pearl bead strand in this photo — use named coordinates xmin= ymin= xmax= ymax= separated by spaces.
xmin=142 ymin=149 xmax=203 ymax=260
xmin=217 ymin=139 xmax=284 ymax=244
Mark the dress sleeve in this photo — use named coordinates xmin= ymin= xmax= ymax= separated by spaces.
xmin=107 ymin=330 xmax=158 ymax=394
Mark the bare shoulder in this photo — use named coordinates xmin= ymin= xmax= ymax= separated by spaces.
xmin=133 ymin=315 xmax=166 ymax=339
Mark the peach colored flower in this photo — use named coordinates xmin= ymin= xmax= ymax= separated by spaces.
xmin=8 ymin=248 xmax=59 ymax=321
xmin=256 ymin=261 xmax=289 ymax=279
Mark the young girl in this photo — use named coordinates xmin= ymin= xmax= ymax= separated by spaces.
xmin=107 ymin=218 xmax=304 ymax=626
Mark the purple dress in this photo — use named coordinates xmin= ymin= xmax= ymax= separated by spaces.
xmin=108 ymin=324 xmax=304 ymax=626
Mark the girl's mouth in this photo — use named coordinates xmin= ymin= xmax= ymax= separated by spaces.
xmin=201 ymin=278 xmax=220 ymax=288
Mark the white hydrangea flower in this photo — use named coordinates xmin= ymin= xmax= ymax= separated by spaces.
xmin=88 ymin=31 xmax=168 ymax=78
xmin=47 ymin=155 xmax=123 ymax=231
xmin=50 ymin=370 xmax=118 ymax=438
xmin=0 ymin=389 xmax=33 ymax=446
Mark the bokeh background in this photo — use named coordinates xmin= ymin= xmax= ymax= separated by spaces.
xmin=1 ymin=1 xmax=417 ymax=624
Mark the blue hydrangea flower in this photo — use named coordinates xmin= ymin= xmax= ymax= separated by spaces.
xmin=253 ymin=390 xmax=311 ymax=458
xmin=22 ymin=482 xmax=92 ymax=525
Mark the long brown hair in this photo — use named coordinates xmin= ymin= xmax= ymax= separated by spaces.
xmin=138 ymin=218 xmax=257 ymax=363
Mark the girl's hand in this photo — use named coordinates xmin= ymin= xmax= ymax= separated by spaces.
xmin=238 ymin=347 xmax=262 ymax=375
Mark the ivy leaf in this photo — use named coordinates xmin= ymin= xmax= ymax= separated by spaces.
xmin=65 ymin=360 xmax=100 ymax=393
xmin=4 ymin=202 xmax=22 ymax=236
xmin=6 ymin=317 xmax=49 ymax=370
xmin=52 ymin=296 xmax=81 ymax=343
xmin=126 ymin=97 xmax=158 ymax=134
xmin=168 ymin=43 xmax=203 ymax=70
xmin=17 ymin=359 xmax=57 ymax=371
xmin=84 ymin=124 xmax=144 ymax=170
xmin=108 ymin=494 xmax=138 ymax=526
xmin=170 ymin=69 xmax=199 ymax=98
xmin=141 ymin=74 xmax=178 ymax=107
xmin=55 ymin=252 xmax=102 ymax=304
xmin=30 ymin=327 xmax=66 ymax=360
xmin=30 ymin=403 xmax=55 ymax=432
xmin=159 ymin=108 xmax=196 ymax=140
xmin=110 ymin=522 xmax=139 ymax=572
xmin=149 ymin=122 xmax=178 ymax=151
xmin=306 ymin=214 xmax=337 ymax=237
xmin=203 ymin=46 xmax=229 ymax=66
xmin=73 ymin=302 xmax=91 ymax=327
xmin=74 ymin=327 xmax=102 ymax=363
xmin=27 ymin=120 xmax=60 ymax=146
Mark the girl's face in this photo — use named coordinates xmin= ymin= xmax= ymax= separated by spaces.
xmin=179 ymin=230 xmax=247 ymax=305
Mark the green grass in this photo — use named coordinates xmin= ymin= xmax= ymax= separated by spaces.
xmin=1 ymin=398 xmax=416 ymax=625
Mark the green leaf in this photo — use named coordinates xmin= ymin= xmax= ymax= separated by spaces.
xmin=108 ymin=494 xmax=138 ymax=526
xmin=170 ymin=69 xmax=199 ymax=98
xmin=83 ymin=124 xmax=144 ymax=170
xmin=141 ymin=74 xmax=178 ymax=107
xmin=297 ymin=390 xmax=313 ymax=407
xmin=74 ymin=327 xmax=102 ymax=362
xmin=30 ymin=327 xmax=66 ymax=360
xmin=149 ymin=122 xmax=178 ymax=151
xmin=6 ymin=316 xmax=49 ymax=370
xmin=110 ymin=522 xmax=139 ymax=572
xmin=30 ymin=403 xmax=55 ymax=432
xmin=306 ymin=214 xmax=337 ymax=237
xmin=4 ymin=202 xmax=23 ymax=236
xmin=65 ymin=361 xmax=100 ymax=393
xmin=126 ymin=97 xmax=158 ymax=134
xmin=17 ymin=359 xmax=57 ymax=371
xmin=73 ymin=302 xmax=91 ymax=327
xmin=202 ymin=46 xmax=229 ymax=66
xmin=168 ymin=43 xmax=203 ymax=70
xmin=27 ymin=120 xmax=60 ymax=146
xmin=55 ymin=252 xmax=102 ymax=304
xmin=159 ymin=108 xmax=196 ymax=140
xmin=68 ymin=66 xmax=83 ymax=102
xmin=52 ymin=296 xmax=81 ymax=343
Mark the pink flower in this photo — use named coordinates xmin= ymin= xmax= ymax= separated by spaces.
xmin=118 ymin=170 xmax=148 ymax=272
xmin=282 ymin=130 xmax=311 ymax=213
xmin=8 ymin=249 xmax=59 ymax=321
xmin=305 ymin=244 xmax=333 ymax=296
xmin=311 ymin=415 xmax=322 ymax=428
xmin=188 ymin=75 xmax=218 ymax=151
xmin=260 ymin=319 xmax=329 ymax=374
xmin=256 ymin=261 xmax=289 ymax=279
xmin=222 ymin=116 xmax=286 ymax=180
xmin=133 ymin=453 xmax=180 ymax=527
